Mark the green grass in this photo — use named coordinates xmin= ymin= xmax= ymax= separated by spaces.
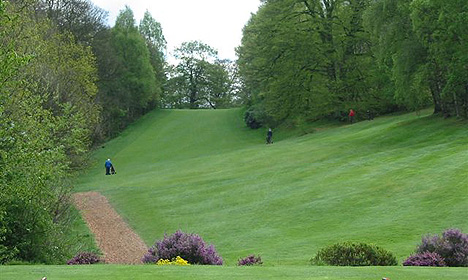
xmin=66 ymin=207 xmax=101 ymax=255
xmin=4 ymin=108 xmax=466 ymax=278
xmin=3 ymin=265 xmax=468 ymax=280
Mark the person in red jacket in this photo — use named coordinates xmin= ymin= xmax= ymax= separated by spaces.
xmin=349 ymin=109 xmax=355 ymax=123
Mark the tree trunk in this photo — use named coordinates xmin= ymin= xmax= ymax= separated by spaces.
xmin=430 ymin=84 xmax=442 ymax=114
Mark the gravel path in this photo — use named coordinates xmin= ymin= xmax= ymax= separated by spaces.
xmin=73 ymin=192 xmax=148 ymax=264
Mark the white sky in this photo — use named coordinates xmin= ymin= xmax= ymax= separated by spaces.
xmin=89 ymin=0 xmax=261 ymax=62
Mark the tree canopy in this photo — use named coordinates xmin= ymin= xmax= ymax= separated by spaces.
xmin=164 ymin=41 xmax=237 ymax=109
xmin=237 ymin=0 xmax=468 ymax=127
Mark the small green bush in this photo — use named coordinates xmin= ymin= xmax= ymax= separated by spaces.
xmin=311 ymin=242 xmax=398 ymax=266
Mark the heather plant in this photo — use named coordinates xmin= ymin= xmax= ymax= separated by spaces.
xmin=142 ymin=247 xmax=158 ymax=264
xmin=238 ymin=254 xmax=263 ymax=266
xmin=403 ymin=251 xmax=446 ymax=267
xmin=67 ymin=252 xmax=101 ymax=265
xmin=414 ymin=228 xmax=468 ymax=267
xmin=142 ymin=230 xmax=223 ymax=265
xmin=311 ymin=242 xmax=397 ymax=266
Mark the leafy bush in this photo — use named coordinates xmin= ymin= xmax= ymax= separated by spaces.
xmin=413 ymin=228 xmax=468 ymax=267
xmin=311 ymin=242 xmax=397 ymax=266
xmin=156 ymin=256 xmax=190 ymax=266
xmin=67 ymin=252 xmax=101 ymax=265
xmin=244 ymin=104 xmax=270 ymax=129
xmin=238 ymin=254 xmax=263 ymax=266
xmin=403 ymin=251 xmax=446 ymax=267
xmin=142 ymin=230 xmax=223 ymax=265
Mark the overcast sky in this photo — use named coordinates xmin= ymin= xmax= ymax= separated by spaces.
xmin=89 ymin=0 xmax=261 ymax=62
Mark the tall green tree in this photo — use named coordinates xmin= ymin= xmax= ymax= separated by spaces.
xmin=365 ymin=0 xmax=431 ymax=112
xmin=97 ymin=6 xmax=157 ymax=134
xmin=139 ymin=10 xmax=166 ymax=108
xmin=365 ymin=0 xmax=468 ymax=117
xmin=166 ymin=41 xmax=234 ymax=109
xmin=410 ymin=0 xmax=468 ymax=117
xmin=237 ymin=0 xmax=387 ymax=126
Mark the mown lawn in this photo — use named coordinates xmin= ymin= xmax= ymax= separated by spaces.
xmin=5 ymin=108 xmax=464 ymax=278
xmin=73 ymin=109 xmax=467 ymax=265
xmin=3 ymin=264 xmax=468 ymax=280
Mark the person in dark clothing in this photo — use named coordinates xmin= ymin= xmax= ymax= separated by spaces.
xmin=105 ymin=159 xmax=112 ymax=175
xmin=266 ymin=128 xmax=273 ymax=144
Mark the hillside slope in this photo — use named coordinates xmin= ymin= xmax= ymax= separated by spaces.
xmin=75 ymin=108 xmax=468 ymax=265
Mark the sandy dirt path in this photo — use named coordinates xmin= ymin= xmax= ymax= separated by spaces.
xmin=73 ymin=192 xmax=148 ymax=264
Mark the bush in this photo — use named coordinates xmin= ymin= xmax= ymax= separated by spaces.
xmin=311 ymin=242 xmax=398 ymax=266
xmin=413 ymin=228 xmax=468 ymax=267
xmin=403 ymin=251 xmax=446 ymax=267
xmin=67 ymin=252 xmax=101 ymax=265
xmin=244 ymin=104 xmax=271 ymax=129
xmin=238 ymin=254 xmax=263 ymax=266
xmin=142 ymin=230 xmax=223 ymax=265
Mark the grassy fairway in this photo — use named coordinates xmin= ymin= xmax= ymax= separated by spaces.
xmin=52 ymin=108 xmax=468 ymax=278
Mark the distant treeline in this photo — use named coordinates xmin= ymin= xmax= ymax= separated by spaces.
xmin=237 ymin=0 xmax=468 ymax=126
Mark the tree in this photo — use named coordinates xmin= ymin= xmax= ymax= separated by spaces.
xmin=365 ymin=0 xmax=468 ymax=117
xmin=365 ymin=0 xmax=432 ymax=113
xmin=166 ymin=41 xmax=234 ymax=109
xmin=237 ymin=0 xmax=387 ymax=126
xmin=97 ymin=6 xmax=157 ymax=134
xmin=38 ymin=0 xmax=108 ymax=45
xmin=410 ymin=0 xmax=468 ymax=117
xmin=139 ymin=10 xmax=167 ymax=108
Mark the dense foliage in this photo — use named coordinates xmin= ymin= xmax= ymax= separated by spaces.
xmin=406 ymin=228 xmax=468 ymax=267
xmin=96 ymin=7 xmax=158 ymax=137
xmin=312 ymin=242 xmax=398 ymax=266
xmin=163 ymin=41 xmax=238 ymax=109
xmin=0 ymin=0 xmax=98 ymax=264
xmin=237 ymin=0 xmax=468 ymax=128
xmin=142 ymin=230 xmax=223 ymax=265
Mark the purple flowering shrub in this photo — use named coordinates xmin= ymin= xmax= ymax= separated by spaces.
xmin=142 ymin=247 xmax=158 ymax=264
xmin=238 ymin=254 xmax=263 ymax=266
xmin=403 ymin=252 xmax=446 ymax=267
xmin=142 ymin=230 xmax=223 ymax=265
xmin=67 ymin=252 xmax=101 ymax=265
xmin=409 ymin=228 xmax=468 ymax=267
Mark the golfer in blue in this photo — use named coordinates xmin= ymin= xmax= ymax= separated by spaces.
xmin=105 ymin=158 xmax=112 ymax=175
